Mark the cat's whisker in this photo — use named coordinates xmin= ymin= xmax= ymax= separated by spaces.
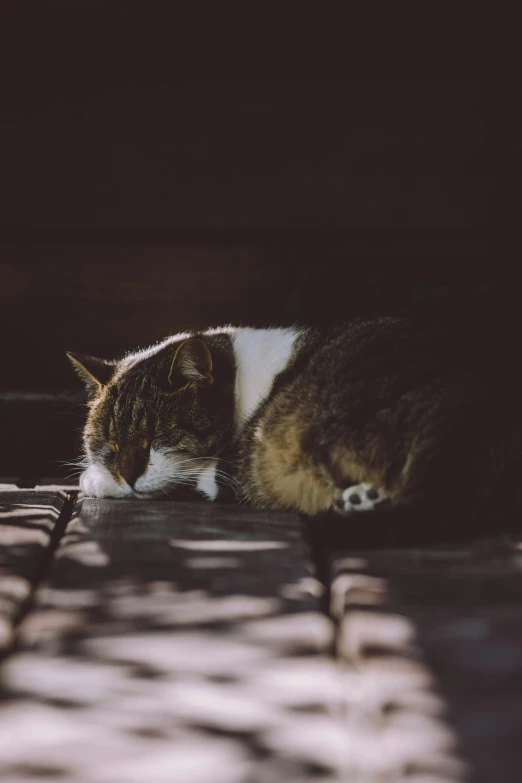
xmin=61 ymin=470 xmax=84 ymax=482
xmin=56 ymin=458 xmax=89 ymax=468
xmin=162 ymin=454 xmax=239 ymax=470
xmin=157 ymin=486 xmax=173 ymax=499
xmin=213 ymin=469 xmax=241 ymax=485
xmin=163 ymin=474 xmax=197 ymax=486
xmin=214 ymin=477 xmax=240 ymax=493
xmin=163 ymin=463 xmax=241 ymax=495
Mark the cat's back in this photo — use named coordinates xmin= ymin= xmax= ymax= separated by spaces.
xmin=236 ymin=311 xmax=522 ymax=516
xmin=286 ymin=309 xmax=519 ymax=406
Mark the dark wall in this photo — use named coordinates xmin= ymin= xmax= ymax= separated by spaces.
xmin=3 ymin=80 xmax=514 ymax=385
xmin=2 ymin=80 xmax=484 ymax=232
xmin=1 ymin=65 xmax=521 ymax=477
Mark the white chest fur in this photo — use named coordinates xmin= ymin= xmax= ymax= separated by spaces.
xmin=232 ymin=327 xmax=302 ymax=431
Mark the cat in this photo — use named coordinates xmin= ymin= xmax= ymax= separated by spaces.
xmin=67 ymin=313 xmax=522 ymax=523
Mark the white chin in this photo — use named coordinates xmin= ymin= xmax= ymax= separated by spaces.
xmin=132 ymin=448 xmax=219 ymax=501
xmin=80 ymin=465 xmax=133 ymax=498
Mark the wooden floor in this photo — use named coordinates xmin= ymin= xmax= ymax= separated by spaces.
xmin=1 ymin=488 xmax=522 ymax=781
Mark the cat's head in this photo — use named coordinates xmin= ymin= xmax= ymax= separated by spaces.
xmin=67 ymin=334 xmax=235 ymax=499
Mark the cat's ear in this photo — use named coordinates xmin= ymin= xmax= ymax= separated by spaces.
xmin=168 ymin=338 xmax=213 ymax=387
xmin=66 ymin=352 xmax=116 ymax=396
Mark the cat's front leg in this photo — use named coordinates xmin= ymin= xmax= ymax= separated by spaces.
xmin=80 ymin=464 xmax=133 ymax=498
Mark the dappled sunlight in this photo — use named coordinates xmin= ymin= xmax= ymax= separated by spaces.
xmin=0 ymin=499 xmax=345 ymax=781
xmin=263 ymin=715 xmax=347 ymax=772
xmin=19 ymin=607 xmax=89 ymax=647
xmin=240 ymin=612 xmax=333 ymax=654
xmin=0 ymin=503 xmax=61 ymax=515
xmin=0 ymin=575 xmax=31 ymax=603
xmin=108 ymin=591 xmax=282 ymax=626
xmin=330 ymin=573 xmax=388 ymax=618
xmin=184 ymin=556 xmax=240 ymax=569
xmin=57 ymin=539 xmax=111 ymax=567
xmin=0 ymin=576 xmax=32 ymax=648
xmin=339 ymin=611 xmax=417 ymax=660
xmin=0 ymin=617 xmax=14 ymax=650
xmin=37 ymin=585 xmax=100 ymax=609
xmin=0 ymin=701 xmax=251 ymax=783
xmin=87 ymin=631 xmax=285 ymax=673
xmin=0 ymin=508 xmax=56 ymax=528
xmin=248 ymin=656 xmax=343 ymax=708
xmin=4 ymin=493 xmax=505 ymax=781
xmin=3 ymin=654 xmax=131 ymax=705
xmin=332 ymin=562 xmax=468 ymax=781
xmin=169 ymin=539 xmax=290 ymax=551
xmin=279 ymin=575 xmax=325 ymax=601
xmin=0 ymin=496 xmax=62 ymax=653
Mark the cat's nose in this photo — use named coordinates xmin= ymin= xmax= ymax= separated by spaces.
xmin=119 ymin=448 xmax=148 ymax=488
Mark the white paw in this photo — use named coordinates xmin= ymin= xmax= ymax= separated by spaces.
xmin=335 ymin=482 xmax=388 ymax=515
xmin=80 ymin=464 xmax=132 ymax=498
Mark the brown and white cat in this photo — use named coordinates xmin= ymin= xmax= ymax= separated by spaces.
xmin=68 ymin=315 xmax=522 ymax=522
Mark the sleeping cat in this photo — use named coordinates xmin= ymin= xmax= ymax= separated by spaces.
xmin=68 ymin=315 xmax=522 ymax=522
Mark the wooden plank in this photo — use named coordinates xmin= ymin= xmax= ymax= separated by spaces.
xmin=0 ymin=499 xmax=345 ymax=782
xmin=0 ymin=490 xmax=68 ymax=652
xmin=329 ymin=533 xmax=522 ymax=782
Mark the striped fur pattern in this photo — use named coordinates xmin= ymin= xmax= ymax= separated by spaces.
xmin=69 ymin=316 xmax=522 ymax=521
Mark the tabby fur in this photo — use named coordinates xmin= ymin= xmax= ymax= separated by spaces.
xmin=68 ymin=314 xmax=522 ymax=522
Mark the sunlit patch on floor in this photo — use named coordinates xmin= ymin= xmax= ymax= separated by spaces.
xmin=331 ymin=561 xmax=468 ymax=781
xmin=169 ymin=539 xmax=290 ymax=551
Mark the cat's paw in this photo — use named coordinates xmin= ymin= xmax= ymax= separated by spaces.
xmin=334 ymin=482 xmax=389 ymax=515
xmin=80 ymin=464 xmax=132 ymax=498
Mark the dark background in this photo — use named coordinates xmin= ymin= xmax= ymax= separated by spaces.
xmin=1 ymin=6 xmax=521 ymax=481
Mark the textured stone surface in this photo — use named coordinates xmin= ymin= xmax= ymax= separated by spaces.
xmin=330 ymin=533 xmax=522 ymax=782
xmin=0 ymin=491 xmax=67 ymax=651
xmin=3 ymin=491 xmax=522 ymax=780
xmin=0 ymin=499 xmax=344 ymax=782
